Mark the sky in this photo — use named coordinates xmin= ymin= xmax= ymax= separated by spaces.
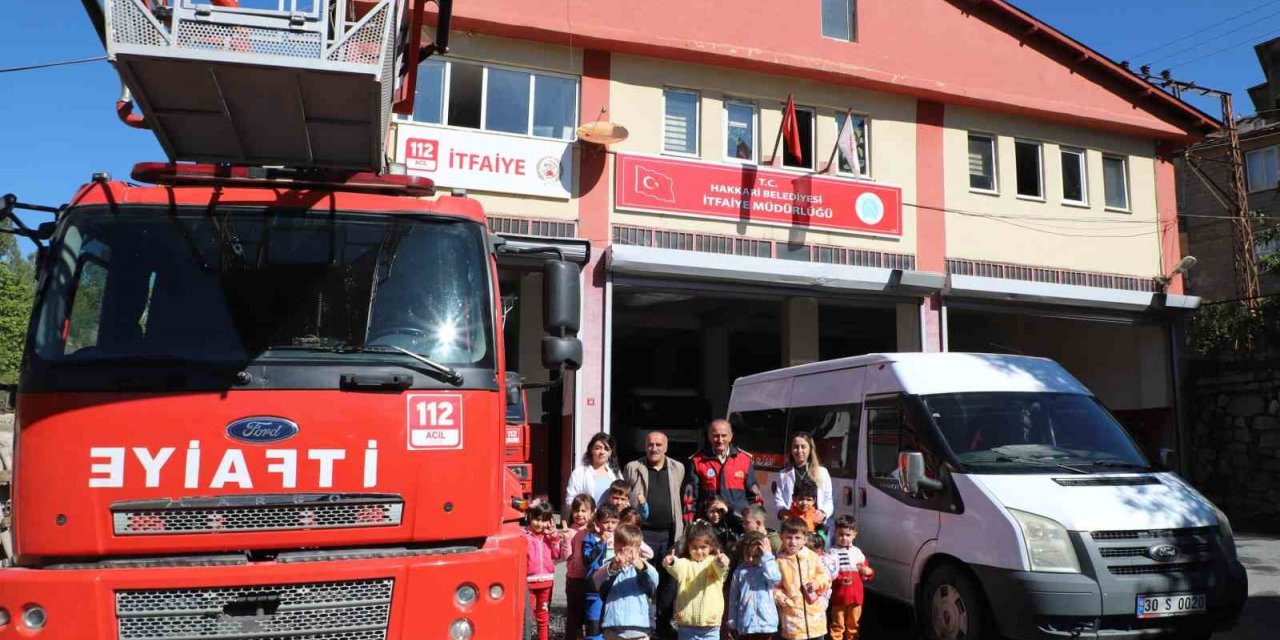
xmin=1 ymin=0 xmax=1277 ymax=255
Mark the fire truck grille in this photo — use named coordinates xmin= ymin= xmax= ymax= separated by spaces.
xmin=111 ymin=495 xmax=403 ymax=535
xmin=115 ymin=578 xmax=392 ymax=640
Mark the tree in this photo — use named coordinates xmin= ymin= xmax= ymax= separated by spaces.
xmin=0 ymin=232 xmax=35 ymax=384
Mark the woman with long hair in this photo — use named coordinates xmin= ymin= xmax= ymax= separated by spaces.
xmin=565 ymin=431 xmax=624 ymax=507
xmin=773 ymin=432 xmax=833 ymax=526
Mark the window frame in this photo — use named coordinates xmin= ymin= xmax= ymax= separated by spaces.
xmin=834 ymin=112 xmax=871 ymax=178
xmin=967 ymin=132 xmax=998 ymax=194
xmin=787 ymin=402 xmax=862 ymax=477
xmin=401 ymin=58 xmax=580 ymax=142
xmin=1102 ymin=154 xmax=1131 ymax=212
xmin=1246 ymin=145 xmax=1280 ymax=193
xmin=782 ymin=105 xmax=817 ymax=172
xmin=662 ymin=87 xmax=702 ymax=157
xmin=1013 ymin=139 xmax=1044 ymax=201
xmin=723 ymin=98 xmax=759 ymax=164
xmin=821 ymin=0 xmax=857 ymax=42
xmin=1059 ymin=146 xmax=1089 ymax=207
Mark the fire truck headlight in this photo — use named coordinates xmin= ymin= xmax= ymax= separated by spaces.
xmin=21 ymin=604 xmax=46 ymax=630
xmin=454 ymin=584 xmax=477 ymax=608
xmin=488 ymin=583 xmax=504 ymax=601
xmin=449 ymin=618 xmax=474 ymax=640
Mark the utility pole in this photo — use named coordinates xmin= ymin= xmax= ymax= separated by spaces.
xmin=1130 ymin=66 xmax=1261 ymax=309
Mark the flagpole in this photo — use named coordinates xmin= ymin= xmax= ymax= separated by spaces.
xmin=770 ymin=95 xmax=789 ymax=165
xmin=825 ymin=107 xmax=854 ymax=174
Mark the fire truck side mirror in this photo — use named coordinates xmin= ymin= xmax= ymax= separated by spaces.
xmin=543 ymin=260 xmax=580 ymax=335
xmin=542 ymin=337 xmax=582 ymax=371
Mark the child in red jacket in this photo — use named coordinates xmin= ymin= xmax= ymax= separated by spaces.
xmin=823 ymin=515 xmax=874 ymax=640
xmin=523 ymin=500 xmax=563 ymax=640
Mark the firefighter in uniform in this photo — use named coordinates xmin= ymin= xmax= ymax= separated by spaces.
xmin=681 ymin=419 xmax=763 ymax=528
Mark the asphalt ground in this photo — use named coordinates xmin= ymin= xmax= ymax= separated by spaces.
xmin=542 ymin=533 xmax=1280 ymax=639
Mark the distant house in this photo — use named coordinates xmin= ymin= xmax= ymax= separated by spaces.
xmin=1178 ymin=38 xmax=1280 ymax=303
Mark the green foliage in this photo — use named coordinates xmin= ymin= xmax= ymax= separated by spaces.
xmin=1187 ymin=299 xmax=1269 ymax=356
xmin=0 ymin=233 xmax=35 ymax=384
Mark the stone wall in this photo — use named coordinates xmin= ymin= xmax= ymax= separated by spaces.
xmin=1187 ymin=362 xmax=1280 ymax=532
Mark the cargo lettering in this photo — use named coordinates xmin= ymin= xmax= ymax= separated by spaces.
xmin=88 ymin=440 xmax=380 ymax=489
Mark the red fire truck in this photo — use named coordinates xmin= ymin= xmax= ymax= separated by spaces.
xmin=0 ymin=0 xmax=579 ymax=637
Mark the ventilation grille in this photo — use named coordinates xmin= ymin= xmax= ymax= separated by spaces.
xmin=177 ymin=20 xmax=323 ymax=58
xmin=1090 ymin=527 xmax=1214 ymax=541
xmin=1108 ymin=562 xmax=1205 ymax=576
xmin=1053 ymin=476 xmax=1161 ymax=487
xmin=112 ymin=494 xmax=403 ymax=535
xmin=1099 ymin=543 xmax=1211 ymax=558
xmin=116 ymin=578 xmax=393 ymax=640
xmin=110 ymin=0 xmax=170 ymax=47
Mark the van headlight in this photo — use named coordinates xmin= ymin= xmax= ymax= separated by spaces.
xmin=1009 ymin=509 xmax=1080 ymax=573
xmin=1212 ymin=505 xmax=1238 ymax=561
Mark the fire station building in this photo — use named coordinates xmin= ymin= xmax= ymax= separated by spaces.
xmin=391 ymin=0 xmax=1217 ymax=499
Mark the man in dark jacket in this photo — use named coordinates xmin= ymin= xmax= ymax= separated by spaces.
xmin=681 ymin=419 xmax=763 ymax=522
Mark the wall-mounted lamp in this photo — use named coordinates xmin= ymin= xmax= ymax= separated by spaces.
xmin=1154 ymin=255 xmax=1197 ymax=288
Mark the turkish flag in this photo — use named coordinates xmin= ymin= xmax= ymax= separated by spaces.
xmin=782 ymin=94 xmax=803 ymax=165
xmin=635 ymin=165 xmax=676 ymax=203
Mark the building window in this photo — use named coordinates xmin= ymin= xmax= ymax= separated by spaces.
xmin=1014 ymin=140 xmax=1043 ymax=199
xmin=783 ymin=106 xmax=815 ymax=170
xmin=664 ymin=89 xmax=700 ymax=155
xmin=1060 ymin=147 xmax=1088 ymax=205
xmin=413 ymin=59 xmax=446 ymax=124
xmin=409 ymin=59 xmax=579 ymax=140
xmin=968 ymin=133 xmax=997 ymax=192
xmin=835 ymin=113 xmax=870 ymax=177
xmin=1246 ymin=146 xmax=1280 ymax=192
xmin=724 ymin=100 xmax=757 ymax=162
xmin=1102 ymin=154 xmax=1129 ymax=210
xmin=822 ymin=0 xmax=856 ymax=41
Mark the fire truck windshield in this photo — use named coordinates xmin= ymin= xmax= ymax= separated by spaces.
xmin=30 ymin=207 xmax=494 ymax=375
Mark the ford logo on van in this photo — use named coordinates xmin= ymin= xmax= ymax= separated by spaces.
xmin=1147 ymin=544 xmax=1180 ymax=562
xmin=226 ymin=417 xmax=299 ymax=444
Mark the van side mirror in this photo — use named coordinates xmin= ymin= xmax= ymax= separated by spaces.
xmin=542 ymin=260 xmax=582 ymax=370
xmin=898 ymin=451 xmax=943 ymax=495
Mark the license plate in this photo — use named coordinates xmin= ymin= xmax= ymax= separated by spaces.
xmin=1136 ymin=593 xmax=1207 ymax=618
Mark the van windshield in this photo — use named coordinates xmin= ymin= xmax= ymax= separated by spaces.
xmin=921 ymin=392 xmax=1152 ymax=473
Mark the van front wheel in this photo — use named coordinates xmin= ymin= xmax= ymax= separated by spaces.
xmin=922 ymin=564 xmax=992 ymax=640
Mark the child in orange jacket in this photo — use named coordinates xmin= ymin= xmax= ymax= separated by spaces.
xmin=774 ymin=517 xmax=830 ymax=640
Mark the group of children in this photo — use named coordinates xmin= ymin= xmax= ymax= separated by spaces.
xmin=522 ymin=477 xmax=874 ymax=640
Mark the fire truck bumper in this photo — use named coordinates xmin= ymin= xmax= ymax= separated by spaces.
xmin=0 ymin=526 xmax=527 ymax=639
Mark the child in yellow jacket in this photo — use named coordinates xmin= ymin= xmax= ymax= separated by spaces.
xmin=774 ymin=517 xmax=831 ymax=640
xmin=663 ymin=521 xmax=730 ymax=640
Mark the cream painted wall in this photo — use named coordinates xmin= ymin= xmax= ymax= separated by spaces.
xmin=944 ymin=106 xmax=1164 ymax=278
xmin=608 ymin=54 xmax=919 ymax=255
xmin=398 ymin=34 xmax=582 ymax=221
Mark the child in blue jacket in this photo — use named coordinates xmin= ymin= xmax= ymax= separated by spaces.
xmin=591 ymin=523 xmax=659 ymax=640
xmin=726 ymin=530 xmax=783 ymax=640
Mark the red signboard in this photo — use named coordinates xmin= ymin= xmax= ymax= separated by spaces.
xmin=614 ymin=154 xmax=902 ymax=237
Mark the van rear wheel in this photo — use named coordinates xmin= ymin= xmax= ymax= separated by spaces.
xmin=922 ymin=564 xmax=992 ymax=640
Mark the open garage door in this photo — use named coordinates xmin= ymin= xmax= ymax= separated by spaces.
xmin=947 ymin=306 xmax=1176 ymax=460
xmin=610 ymin=283 xmax=899 ymax=463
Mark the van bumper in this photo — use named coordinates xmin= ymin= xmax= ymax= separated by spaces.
xmin=971 ymin=559 xmax=1247 ymax=640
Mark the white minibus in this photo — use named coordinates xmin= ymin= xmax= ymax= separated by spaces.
xmin=727 ymin=352 xmax=1246 ymax=640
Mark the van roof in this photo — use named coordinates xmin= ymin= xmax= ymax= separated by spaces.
xmin=733 ymin=352 xmax=1092 ymax=396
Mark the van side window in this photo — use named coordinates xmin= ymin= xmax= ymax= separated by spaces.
xmin=729 ymin=409 xmax=788 ymax=468
xmin=865 ymin=396 xmax=937 ymax=492
xmin=788 ymin=403 xmax=860 ymax=476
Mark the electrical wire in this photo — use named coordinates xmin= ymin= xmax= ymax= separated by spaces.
xmin=1127 ymin=0 xmax=1280 ymax=60
xmin=1143 ymin=6 xmax=1280 ymax=67
xmin=1159 ymin=25 xmax=1280 ymax=70
xmin=0 ymin=56 xmax=106 ymax=74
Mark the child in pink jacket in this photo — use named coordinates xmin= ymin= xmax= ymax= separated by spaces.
xmin=524 ymin=501 xmax=563 ymax=640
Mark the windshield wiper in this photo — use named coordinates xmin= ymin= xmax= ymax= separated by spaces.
xmin=993 ymin=455 xmax=1090 ymax=475
xmin=346 ymin=345 xmax=463 ymax=386
xmin=1084 ymin=459 xmax=1152 ymax=471
xmin=263 ymin=343 xmax=464 ymax=386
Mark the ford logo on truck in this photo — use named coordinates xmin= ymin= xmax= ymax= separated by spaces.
xmin=1147 ymin=544 xmax=1180 ymax=562
xmin=227 ymin=417 xmax=299 ymax=444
